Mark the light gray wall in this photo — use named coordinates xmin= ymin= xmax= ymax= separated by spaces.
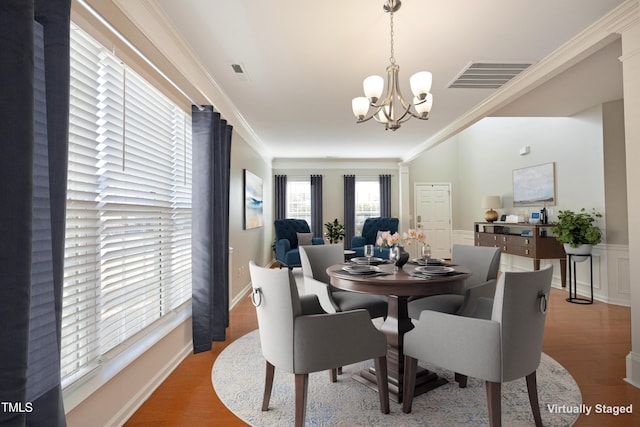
xmin=603 ymin=99 xmax=628 ymax=244
xmin=229 ymin=132 xmax=272 ymax=301
xmin=408 ymin=105 xmax=618 ymax=235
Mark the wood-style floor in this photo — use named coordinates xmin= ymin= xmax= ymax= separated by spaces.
xmin=125 ymin=286 xmax=640 ymax=426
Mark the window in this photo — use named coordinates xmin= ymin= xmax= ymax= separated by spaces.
xmin=355 ymin=180 xmax=380 ymax=234
xmin=286 ymin=179 xmax=311 ymax=229
xmin=61 ymin=25 xmax=192 ymax=387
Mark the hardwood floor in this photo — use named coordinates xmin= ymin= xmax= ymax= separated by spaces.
xmin=125 ymin=286 xmax=640 ymax=426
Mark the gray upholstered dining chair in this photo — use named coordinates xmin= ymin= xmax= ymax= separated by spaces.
xmin=402 ymin=265 xmax=553 ymax=427
xmin=300 ymin=244 xmax=388 ymax=319
xmin=408 ymin=244 xmax=501 ymax=319
xmin=248 ymin=261 xmax=389 ymax=427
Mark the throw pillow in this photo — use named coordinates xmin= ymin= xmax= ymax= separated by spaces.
xmin=297 ymin=232 xmax=314 ymax=246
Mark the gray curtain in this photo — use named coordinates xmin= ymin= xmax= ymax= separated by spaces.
xmin=0 ymin=0 xmax=70 ymax=424
xmin=380 ymin=174 xmax=392 ymax=217
xmin=192 ymin=106 xmax=233 ymax=353
xmin=274 ymin=174 xmax=287 ymax=220
xmin=310 ymin=174 xmax=323 ymax=238
xmin=343 ymin=175 xmax=356 ymax=249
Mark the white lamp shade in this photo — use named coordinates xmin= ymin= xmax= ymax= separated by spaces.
xmin=410 ymin=71 xmax=432 ymax=99
xmin=482 ymin=195 xmax=501 ymax=209
xmin=363 ymin=75 xmax=384 ymax=101
xmin=352 ymin=97 xmax=370 ymax=118
xmin=414 ymin=93 xmax=433 ymax=115
xmin=377 ymin=106 xmax=390 ymax=123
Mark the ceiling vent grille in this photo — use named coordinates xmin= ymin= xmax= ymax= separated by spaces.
xmin=448 ymin=62 xmax=533 ymax=89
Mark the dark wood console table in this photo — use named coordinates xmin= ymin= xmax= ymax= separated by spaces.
xmin=474 ymin=222 xmax=566 ymax=287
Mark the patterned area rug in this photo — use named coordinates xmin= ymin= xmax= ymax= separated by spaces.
xmin=212 ymin=330 xmax=581 ymax=426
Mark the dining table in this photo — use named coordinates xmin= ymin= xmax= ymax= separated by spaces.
xmin=326 ymin=259 xmax=470 ymax=403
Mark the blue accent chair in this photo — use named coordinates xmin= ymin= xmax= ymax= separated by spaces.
xmin=351 ymin=217 xmax=399 ymax=259
xmin=274 ymin=219 xmax=324 ymax=269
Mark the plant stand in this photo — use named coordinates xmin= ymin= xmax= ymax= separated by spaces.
xmin=566 ymin=253 xmax=593 ymax=304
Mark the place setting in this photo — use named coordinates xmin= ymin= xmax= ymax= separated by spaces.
xmin=409 ymin=265 xmax=465 ymax=279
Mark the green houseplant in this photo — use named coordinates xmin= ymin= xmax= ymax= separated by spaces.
xmin=324 ymin=218 xmax=345 ymax=244
xmin=552 ymin=209 xmax=602 ymax=257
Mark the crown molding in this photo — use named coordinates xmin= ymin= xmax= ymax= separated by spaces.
xmin=403 ymin=0 xmax=639 ymax=163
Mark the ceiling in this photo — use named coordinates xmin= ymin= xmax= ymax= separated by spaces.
xmin=115 ymin=0 xmax=625 ymax=161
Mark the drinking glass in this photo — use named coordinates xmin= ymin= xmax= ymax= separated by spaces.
xmin=364 ymin=244 xmax=374 ymax=264
xmin=389 ymin=246 xmax=399 ymax=271
xmin=421 ymin=245 xmax=432 ymax=262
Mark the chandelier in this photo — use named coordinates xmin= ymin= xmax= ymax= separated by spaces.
xmin=351 ymin=0 xmax=433 ymax=131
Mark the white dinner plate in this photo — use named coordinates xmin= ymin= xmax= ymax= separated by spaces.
xmin=342 ymin=265 xmax=380 ymax=275
xmin=415 ymin=266 xmax=454 ymax=275
xmin=351 ymin=256 xmax=384 ymax=265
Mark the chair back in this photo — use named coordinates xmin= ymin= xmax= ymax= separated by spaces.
xmin=274 ymin=218 xmax=311 ymax=249
xmin=249 ymin=261 xmax=302 ymax=372
xmin=300 ymin=244 xmax=344 ymax=284
xmin=361 ymin=217 xmax=399 ymax=245
xmin=452 ymin=244 xmax=501 ymax=288
xmin=491 ymin=264 xmax=553 ymax=382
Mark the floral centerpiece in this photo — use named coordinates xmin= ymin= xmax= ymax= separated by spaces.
xmin=377 ymin=229 xmax=428 ymax=268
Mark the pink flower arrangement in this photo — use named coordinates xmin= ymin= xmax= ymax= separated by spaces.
xmin=377 ymin=229 xmax=427 ymax=247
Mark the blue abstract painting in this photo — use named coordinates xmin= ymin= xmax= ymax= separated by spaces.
xmin=244 ymin=170 xmax=264 ymax=229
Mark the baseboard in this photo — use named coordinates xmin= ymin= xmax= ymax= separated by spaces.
xmin=625 ymin=351 xmax=640 ymax=389
xmin=107 ymin=341 xmax=193 ymax=427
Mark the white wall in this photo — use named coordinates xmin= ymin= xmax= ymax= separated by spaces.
xmin=407 ymin=105 xmax=632 ymax=305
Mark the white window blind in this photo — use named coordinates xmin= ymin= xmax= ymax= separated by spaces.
xmin=286 ymin=180 xmax=311 ymax=229
xmin=355 ymin=180 xmax=380 ymax=234
xmin=62 ymin=25 xmax=192 ymax=387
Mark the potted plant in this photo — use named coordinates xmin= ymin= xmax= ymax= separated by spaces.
xmin=552 ymin=208 xmax=602 ymax=260
xmin=324 ymin=218 xmax=345 ymax=244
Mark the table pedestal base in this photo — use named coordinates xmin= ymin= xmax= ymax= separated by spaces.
xmin=352 ymin=366 xmax=447 ymax=403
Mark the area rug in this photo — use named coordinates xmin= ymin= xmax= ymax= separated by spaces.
xmin=212 ymin=330 xmax=581 ymax=426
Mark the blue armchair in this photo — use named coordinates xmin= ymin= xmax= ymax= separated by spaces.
xmin=351 ymin=217 xmax=399 ymax=259
xmin=274 ymin=219 xmax=324 ymax=269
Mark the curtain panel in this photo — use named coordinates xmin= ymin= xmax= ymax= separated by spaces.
xmin=310 ymin=175 xmax=323 ymax=238
xmin=379 ymin=174 xmax=392 ymax=217
xmin=343 ymin=175 xmax=356 ymax=249
xmin=274 ymin=175 xmax=287 ymax=220
xmin=0 ymin=0 xmax=70 ymax=425
xmin=191 ymin=106 xmax=233 ymax=353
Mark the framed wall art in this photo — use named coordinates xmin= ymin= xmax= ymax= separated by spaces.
xmin=513 ymin=162 xmax=556 ymax=207
xmin=244 ymin=169 xmax=264 ymax=229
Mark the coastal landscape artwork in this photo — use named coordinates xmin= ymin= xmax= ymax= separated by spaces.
xmin=513 ymin=162 xmax=556 ymax=207
xmin=244 ymin=170 xmax=263 ymax=229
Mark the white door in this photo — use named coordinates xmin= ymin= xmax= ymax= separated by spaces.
xmin=414 ymin=183 xmax=452 ymax=259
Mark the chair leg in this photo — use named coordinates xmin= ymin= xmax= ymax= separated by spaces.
xmin=374 ymin=356 xmax=390 ymax=414
xmin=485 ymin=381 xmax=501 ymax=427
xmin=294 ymin=373 xmax=309 ymax=427
xmin=329 ymin=368 xmax=337 ymax=383
xmin=402 ymin=355 xmax=418 ymax=413
xmin=526 ymin=371 xmax=543 ymax=427
xmin=262 ymin=361 xmax=275 ymax=411
xmin=455 ymin=372 xmax=468 ymax=388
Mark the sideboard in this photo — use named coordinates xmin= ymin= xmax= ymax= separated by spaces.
xmin=474 ymin=222 xmax=566 ymax=287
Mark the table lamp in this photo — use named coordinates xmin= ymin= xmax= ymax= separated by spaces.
xmin=482 ymin=195 xmax=501 ymax=222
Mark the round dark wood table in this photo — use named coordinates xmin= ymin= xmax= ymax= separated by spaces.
xmin=327 ymin=261 xmax=470 ymax=403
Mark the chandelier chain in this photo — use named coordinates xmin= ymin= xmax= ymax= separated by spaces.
xmin=389 ymin=10 xmax=395 ymax=65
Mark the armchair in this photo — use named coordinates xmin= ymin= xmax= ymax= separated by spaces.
xmin=408 ymin=245 xmax=501 ymax=319
xmin=402 ymin=265 xmax=553 ymax=427
xmin=274 ymin=219 xmax=324 ymax=269
xmin=300 ymin=244 xmax=387 ymax=319
xmin=248 ymin=262 xmax=389 ymax=427
xmin=351 ymin=217 xmax=399 ymax=259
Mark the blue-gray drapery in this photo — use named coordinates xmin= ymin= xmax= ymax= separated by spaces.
xmin=192 ymin=106 xmax=233 ymax=353
xmin=379 ymin=174 xmax=392 ymax=217
xmin=343 ymin=175 xmax=356 ymax=249
xmin=310 ymin=175 xmax=323 ymax=238
xmin=274 ymin=175 xmax=287 ymax=220
xmin=0 ymin=0 xmax=70 ymax=425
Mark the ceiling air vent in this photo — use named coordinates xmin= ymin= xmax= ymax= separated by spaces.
xmin=448 ymin=62 xmax=533 ymax=89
